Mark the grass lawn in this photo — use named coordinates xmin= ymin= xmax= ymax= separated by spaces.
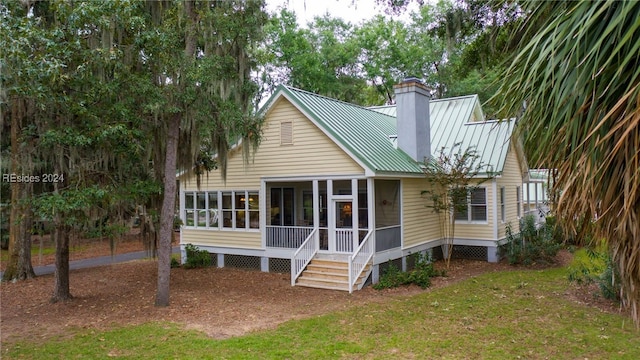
xmin=4 ymin=267 xmax=638 ymax=359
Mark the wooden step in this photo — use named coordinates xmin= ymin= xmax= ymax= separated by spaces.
xmin=303 ymin=270 xmax=349 ymax=281
xmin=296 ymin=277 xmax=349 ymax=291
xmin=295 ymin=258 xmax=372 ymax=292
xmin=308 ymin=259 xmax=348 ymax=268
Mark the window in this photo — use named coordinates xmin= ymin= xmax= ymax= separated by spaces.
xmin=500 ymin=186 xmax=505 ymax=222
xmin=247 ymin=192 xmax=259 ymax=229
xmin=185 ymin=193 xmax=195 ymax=226
xmin=222 ymin=192 xmax=233 ymax=228
xmin=196 ymin=193 xmax=207 ymax=227
xmin=183 ymin=190 xmax=258 ymax=230
xmin=280 ymin=121 xmax=293 ymax=145
xmin=235 ymin=193 xmax=246 ymax=228
xmin=454 ymin=187 xmax=487 ymax=222
xmin=470 ymin=188 xmax=487 ymax=221
xmin=208 ymin=192 xmax=219 ymax=227
xmin=516 ymin=186 xmax=521 ymax=217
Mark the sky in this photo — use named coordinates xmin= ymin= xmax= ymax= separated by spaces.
xmin=265 ymin=0 xmax=421 ymax=27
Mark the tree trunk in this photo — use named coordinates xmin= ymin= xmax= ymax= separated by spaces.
xmin=3 ymin=100 xmax=35 ymax=281
xmin=155 ymin=0 xmax=197 ymax=307
xmin=155 ymin=114 xmax=180 ymax=306
xmin=51 ymin=222 xmax=72 ymax=302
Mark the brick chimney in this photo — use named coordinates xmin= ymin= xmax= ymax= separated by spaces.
xmin=394 ymin=77 xmax=431 ymax=162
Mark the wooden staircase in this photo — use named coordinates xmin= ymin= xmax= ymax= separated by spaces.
xmin=295 ymin=256 xmax=371 ymax=292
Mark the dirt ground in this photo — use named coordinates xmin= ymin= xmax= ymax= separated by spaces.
xmin=0 ymin=237 xmax=624 ymax=347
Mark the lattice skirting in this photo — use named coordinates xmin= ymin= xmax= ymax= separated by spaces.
xmin=269 ymin=258 xmax=291 ymax=273
xmin=451 ymin=245 xmax=488 ymax=261
xmin=224 ymin=254 xmax=261 ymax=270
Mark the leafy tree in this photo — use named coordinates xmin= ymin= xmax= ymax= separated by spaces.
xmin=260 ymin=9 xmax=371 ymax=104
xmin=494 ymin=0 xmax=640 ymax=325
xmin=4 ymin=0 xmax=158 ymax=301
xmin=356 ymin=16 xmax=415 ymax=104
xmin=1 ymin=0 xmax=67 ymax=281
xmin=421 ymin=144 xmax=491 ymax=268
xmin=2 ymin=0 xmax=265 ymax=306
xmin=143 ymin=0 xmax=266 ymax=306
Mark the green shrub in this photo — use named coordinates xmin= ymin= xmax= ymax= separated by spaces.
xmin=184 ymin=243 xmax=212 ymax=269
xmin=170 ymin=256 xmax=181 ymax=268
xmin=599 ymin=255 xmax=621 ymax=300
xmin=500 ymin=214 xmax=562 ymax=265
xmin=373 ymin=262 xmax=405 ymax=290
xmin=373 ymin=253 xmax=445 ymax=290
xmin=568 ymin=247 xmax=621 ymax=300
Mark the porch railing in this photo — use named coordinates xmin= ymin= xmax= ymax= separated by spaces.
xmin=335 ymin=229 xmax=354 ymax=253
xmin=348 ymin=230 xmax=374 ymax=293
xmin=291 ymin=228 xmax=319 ymax=286
xmin=267 ymin=225 xmax=313 ymax=248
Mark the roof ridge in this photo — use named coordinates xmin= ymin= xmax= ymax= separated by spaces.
xmin=284 ymin=85 xmax=396 ymax=119
xmin=367 ymin=94 xmax=479 ymax=109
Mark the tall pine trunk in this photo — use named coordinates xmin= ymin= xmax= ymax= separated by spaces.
xmin=155 ymin=114 xmax=180 ymax=306
xmin=51 ymin=221 xmax=71 ymax=302
xmin=3 ymin=99 xmax=35 ymax=281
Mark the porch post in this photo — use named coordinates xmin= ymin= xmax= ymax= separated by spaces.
xmin=327 ymin=180 xmax=334 ymax=252
xmin=313 ymin=180 xmax=319 ymax=231
xmin=351 ymin=179 xmax=358 ymax=251
xmin=368 ymin=177 xmax=375 ymax=250
xmin=260 ymin=180 xmax=266 ymax=248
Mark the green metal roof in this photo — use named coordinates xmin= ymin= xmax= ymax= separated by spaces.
xmin=370 ymin=96 xmax=516 ymax=176
xmin=262 ymin=85 xmax=515 ymax=176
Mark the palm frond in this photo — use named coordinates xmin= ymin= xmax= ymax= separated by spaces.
xmin=493 ymin=0 xmax=640 ymax=325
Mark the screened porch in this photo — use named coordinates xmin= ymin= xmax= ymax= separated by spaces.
xmin=264 ymin=178 xmax=401 ymax=254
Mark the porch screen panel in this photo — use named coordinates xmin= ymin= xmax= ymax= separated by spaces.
xmin=302 ymin=191 xmax=313 ymax=226
xmin=318 ymin=181 xmax=328 ymax=251
xmin=358 ymin=179 xmax=368 ymax=229
xmin=283 ymin=188 xmax=294 ymax=226
xmin=333 ymin=180 xmax=351 ymax=195
xmin=374 ymin=180 xmax=400 ymax=227
xmin=270 ymin=188 xmax=281 ymax=225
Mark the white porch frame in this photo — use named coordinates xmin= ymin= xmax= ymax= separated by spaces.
xmin=261 ymin=175 xmax=372 ymax=255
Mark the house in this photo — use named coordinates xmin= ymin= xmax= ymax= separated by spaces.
xmin=177 ymin=78 xmax=530 ymax=292
xmin=524 ymin=169 xmax=552 ymax=225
